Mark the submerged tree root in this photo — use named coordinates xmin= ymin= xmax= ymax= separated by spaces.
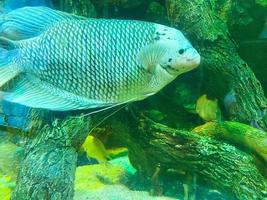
xmin=11 ymin=116 xmax=91 ymax=200
xmin=109 ymin=111 xmax=267 ymax=200
xmin=193 ymin=121 xmax=267 ymax=163
xmin=10 ymin=112 xmax=267 ymax=200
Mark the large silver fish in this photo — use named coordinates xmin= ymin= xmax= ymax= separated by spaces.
xmin=0 ymin=7 xmax=200 ymax=111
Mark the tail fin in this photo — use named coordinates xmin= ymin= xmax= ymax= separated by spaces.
xmin=0 ymin=37 xmax=20 ymax=89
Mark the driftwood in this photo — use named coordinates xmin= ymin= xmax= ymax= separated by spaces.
xmin=10 ymin=108 xmax=267 ymax=199
xmin=107 ymin=110 xmax=267 ymax=200
xmin=192 ymin=121 xmax=267 ymax=163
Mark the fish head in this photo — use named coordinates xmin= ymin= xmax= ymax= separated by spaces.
xmin=154 ymin=25 xmax=201 ymax=77
xmin=136 ymin=24 xmax=201 ymax=99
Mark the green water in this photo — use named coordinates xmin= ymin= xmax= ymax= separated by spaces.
xmin=0 ymin=0 xmax=266 ymax=200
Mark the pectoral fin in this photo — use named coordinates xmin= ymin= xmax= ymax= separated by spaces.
xmin=138 ymin=42 xmax=167 ymax=73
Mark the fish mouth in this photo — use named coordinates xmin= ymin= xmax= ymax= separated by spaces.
xmin=185 ymin=50 xmax=201 ymax=68
xmin=160 ymin=53 xmax=200 ymax=76
xmin=186 ymin=55 xmax=201 ymax=67
xmin=160 ymin=64 xmax=179 ymax=76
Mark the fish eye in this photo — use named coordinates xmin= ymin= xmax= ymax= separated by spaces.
xmin=178 ymin=49 xmax=185 ymax=55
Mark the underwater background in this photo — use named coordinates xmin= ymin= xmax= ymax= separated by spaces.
xmin=0 ymin=0 xmax=267 ymax=200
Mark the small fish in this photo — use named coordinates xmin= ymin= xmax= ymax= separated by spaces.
xmin=196 ymin=94 xmax=221 ymax=122
xmin=0 ymin=7 xmax=200 ymax=111
xmin=82 ymin=135 xmax=110 ymax=163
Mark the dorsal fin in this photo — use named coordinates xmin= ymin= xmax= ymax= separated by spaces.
xmin=0 ymin=6 xmax=86 ymax=40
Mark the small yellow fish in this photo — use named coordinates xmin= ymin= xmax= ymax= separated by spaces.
xmin=196 ymin=94 xmax=221 ymax=122
xmin=82 ymin=135 xmax=110 ymax=163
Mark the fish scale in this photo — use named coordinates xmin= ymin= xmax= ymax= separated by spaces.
xmin=25 ymin=19 xmax=153 ymax=102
